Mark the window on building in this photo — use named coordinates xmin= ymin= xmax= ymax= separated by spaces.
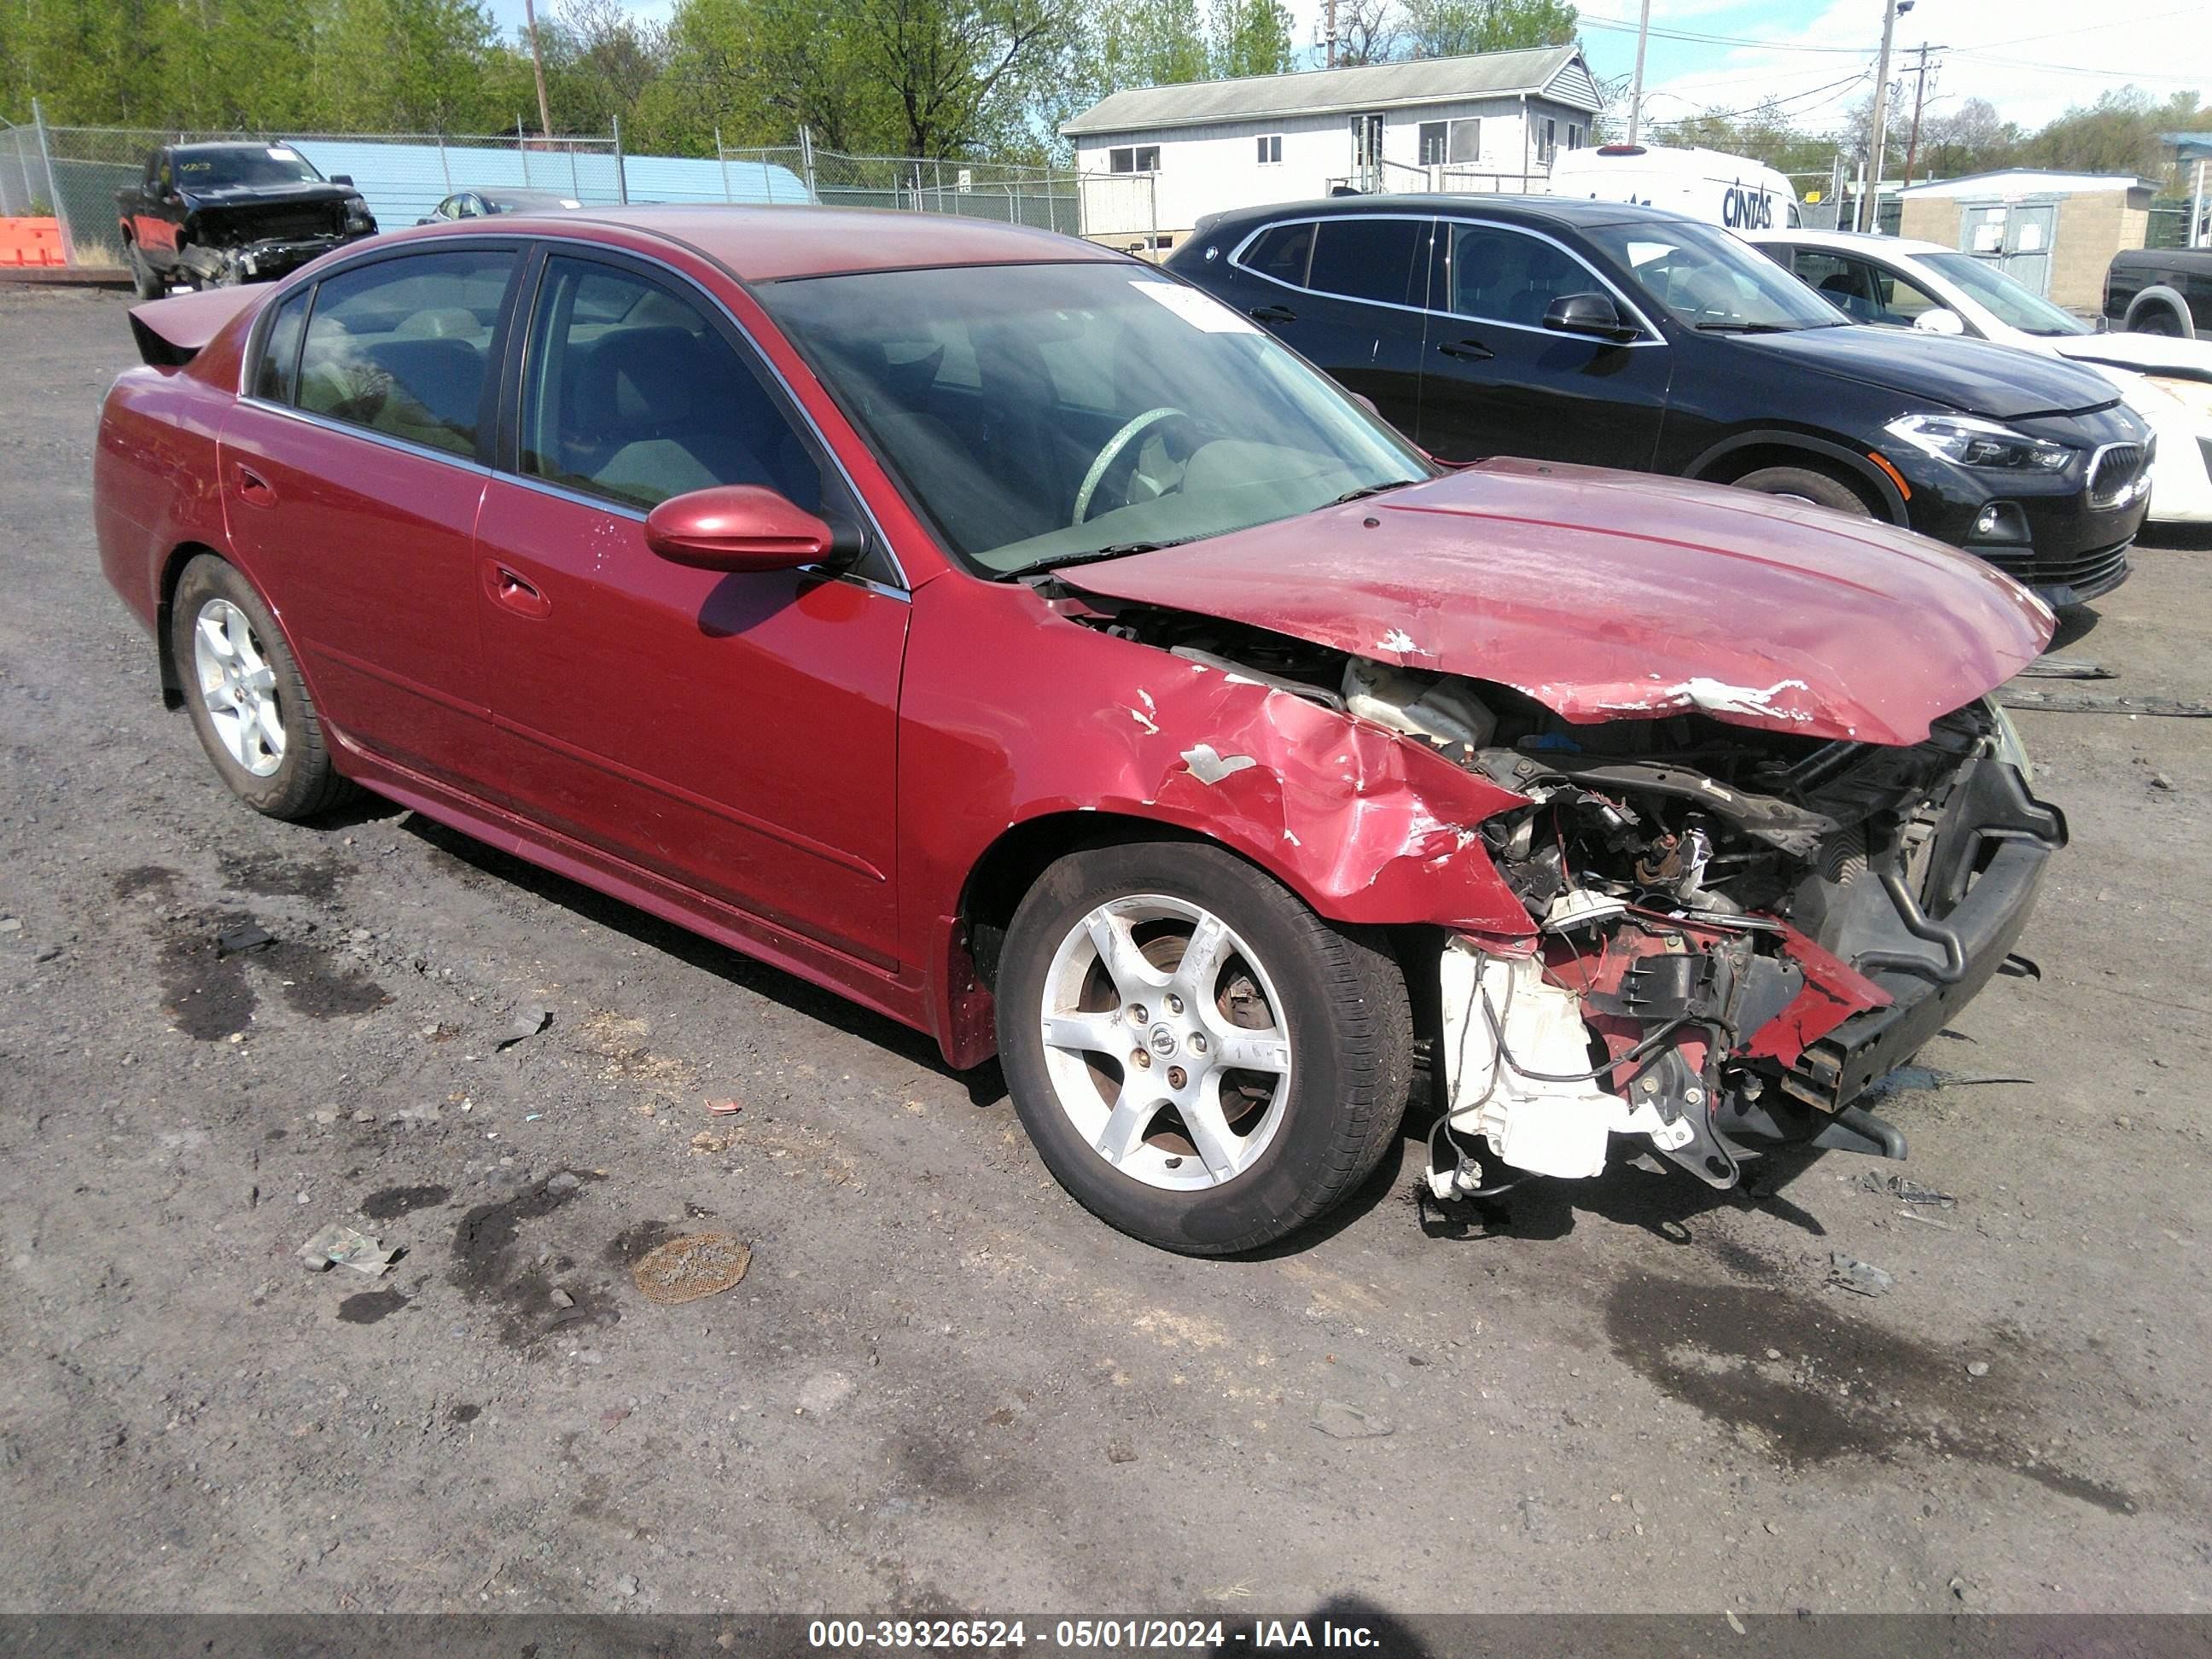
xmin=1540 ymin=118 xmax=1557 ymax=161
xmin=1255 ymin=134 xmax=1284 ymax=166
xmin=1109 ymin=145 xmax=1161 ymax=174
xmin=1568 ymin=125 xmax=1582 ymax=151
xmin=1418 ymin=119 xmax=1482 ymax=166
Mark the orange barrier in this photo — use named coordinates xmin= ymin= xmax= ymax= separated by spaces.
xmin=0 ymin=218 xmax=67 ymax=267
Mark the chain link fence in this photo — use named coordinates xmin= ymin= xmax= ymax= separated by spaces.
xmin=719 ymin=140 xmax=1086 ymax=236
xmin=2 ymin=108 xmax=1142 ymax=273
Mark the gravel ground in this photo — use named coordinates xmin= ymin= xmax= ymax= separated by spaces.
xmin=2 ymin=284 xmax=2208 ymax=1617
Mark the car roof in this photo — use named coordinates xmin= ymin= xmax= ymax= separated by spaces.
xmin=453 ymin=204 xmax=1128 ymax=282
xmin=172 ymin=141 xmax=305 ymax=155
xmin=1745 ymin=227 xmax=1954 ymax=259
xmin=1198 ymin=193 xmax=1697 ymax=237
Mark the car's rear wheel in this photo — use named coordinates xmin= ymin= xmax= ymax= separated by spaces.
xmin=2129 ymin=306 xmax=2185 ymax=337
xmin=996 ymin=841 xmax=1413 ymax=1255
xmin=169 ymin=554 xmax=352 ymax=819
xmin=1729 ymin=464 xmax=1874 ymax=516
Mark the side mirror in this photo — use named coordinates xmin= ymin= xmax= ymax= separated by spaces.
xmin=1542 ymin=291 xmax=1638 ymax=341
xmin=644 ymin=485 xmax=837 ymax=573
xmin=1912 ymin=306 xmax=1966 ymax=336
xmin=331 ymin=174 xmax=354 ymax=187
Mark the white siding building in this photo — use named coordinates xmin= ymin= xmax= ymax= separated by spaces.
xmin=1062 ymin=46 xmax=1603 ymax=247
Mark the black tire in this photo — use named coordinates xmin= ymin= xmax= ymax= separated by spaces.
xmin=126 ymin=241 xmax=162 ymax=302
xmin=169 ymin=554 xmax=354 ymax=820
xmin=1729 ymin=464 xmax=1874 ymax=517
xmin=2128 ymin=306 xmax=2185 ymax=338
xmin=996 ymin=841 xmax=1414 ymax=1255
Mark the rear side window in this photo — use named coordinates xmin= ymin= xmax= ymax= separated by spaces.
xmin=518 ymin=256 xmax=823 ymax=514
xmin=1243 ymin=221 xmax=1314 ymax=287
xmin=295 ymin=249 xmax=515 ymax=457
xmin=253 ymin=287 xmax=311 ymax=405
xmin=1306 ymin=218 xmax=1428 ymax=307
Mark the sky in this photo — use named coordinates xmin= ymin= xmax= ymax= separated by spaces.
xmin=481 ymin=0 xmax=2210 ymax=152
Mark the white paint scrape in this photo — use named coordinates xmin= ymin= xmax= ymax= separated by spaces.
xmin=1181 ymin=744 xmax=1257 ymax=784
xmin=1615 ymin=677 xmax=1814 ymax=721
xmin=1377 ymin=628 xmax=1426 ymax=657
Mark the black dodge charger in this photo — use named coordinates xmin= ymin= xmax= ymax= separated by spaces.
xmin=1167 ymin=196 xmax=2151 ymax=606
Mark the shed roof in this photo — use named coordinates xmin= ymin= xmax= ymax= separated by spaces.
xmin=1898 ymin=169 xmax=2157 ymax=199
xmin=1062 ymin=46 xmax=1598 ymax=137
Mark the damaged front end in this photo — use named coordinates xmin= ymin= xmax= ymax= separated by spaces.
xmin=177 ymin=198 xmax=373 ymax=287
xmin=1076 ymin=599 xmax=2064 ymax=1196
xmin=1425 ymin=691 xmax=2064 ymax=1196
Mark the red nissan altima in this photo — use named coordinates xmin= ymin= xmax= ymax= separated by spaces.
xmin=96 ymin=207 xmax=2064 ymax=1254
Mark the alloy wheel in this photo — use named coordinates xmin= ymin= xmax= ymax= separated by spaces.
xmin=193 ymin=597 xmax=285 ymax=777
xmin=1037 ymin=894 xmax=1294 ymax=1191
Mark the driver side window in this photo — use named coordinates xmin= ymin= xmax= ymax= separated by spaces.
xmin=1437 ymin=223 xmax=1593 ymax=326
xmin=519 ymin=256 xmax=824 ymax=515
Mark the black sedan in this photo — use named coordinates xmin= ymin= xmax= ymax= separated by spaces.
xmin=1167 ymin=196 xmax=2151 ymax=606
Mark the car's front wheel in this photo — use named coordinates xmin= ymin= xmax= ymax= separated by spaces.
xmin=125 ymin=241 xmax=162 ymax=302
xmin=1729 ymin=464 xmax=1873 ymax=515
xmin=996 ymin=841 xmax=1413 ymax=1255
xmin=169 ymin=554 xmax=352 ymax=819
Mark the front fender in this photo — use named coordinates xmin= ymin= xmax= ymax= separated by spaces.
xmin=897 ymin=574 xmax=1537 ymax=1065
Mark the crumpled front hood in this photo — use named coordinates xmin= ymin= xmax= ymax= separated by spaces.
xmin=1068 ymin=458 xmax=2055 ymax=748
xmin=183 ymin=181 xmax=356 ymax=210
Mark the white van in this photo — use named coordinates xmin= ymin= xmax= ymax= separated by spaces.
xmin=1545 ymin=143 xmax=1802 ymax=232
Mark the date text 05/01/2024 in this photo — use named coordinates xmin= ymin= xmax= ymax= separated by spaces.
xmin=806 ymin=1619 xmax=1383 ymax=1650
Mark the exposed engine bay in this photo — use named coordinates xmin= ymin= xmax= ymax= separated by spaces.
xmin=1078 ymin=600 xmax=2068 ymax=1196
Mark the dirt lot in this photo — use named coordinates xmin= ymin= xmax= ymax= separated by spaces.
xmin=2 ymin=284 xmax=2208 ymax=1617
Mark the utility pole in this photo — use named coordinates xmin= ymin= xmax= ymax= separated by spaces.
xmin=1899 ymin=42 xmax=1945 ymax=191
xmin=1626 ymin=0 xmax=1652 ymax=145
xmin=1860 ymin=0 xmax=1912 ymax=231
xmin=523 ymin=0 xmax=555 ymax=141
xmin=1324 ymin=0 xmax=1337 ymax=67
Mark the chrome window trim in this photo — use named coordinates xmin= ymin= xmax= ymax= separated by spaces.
xmin=1226 ymin=211 xmax=1664 ymax=346
xmin=230 ymin=395 xmax=496 ymax=475
xmin=233 ymin=230 xmax=910 ymax=595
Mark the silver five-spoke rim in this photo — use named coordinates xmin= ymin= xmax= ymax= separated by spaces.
xmin=193 ymin=597 xmax=285 ymax=777
xmin=1039 ymin=894 xmax=1294 ymax=1193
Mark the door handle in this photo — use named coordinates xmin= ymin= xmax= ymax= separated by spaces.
xmin=1250 ymin=304 xmax=1298 ymax=324
xmin=235 ymin=465 xmax=276 ymax=506
xmin=486 ymin=561 xmax=550 ymax=619
xmin=1436 ymin=337 xmax=1495 ymax=361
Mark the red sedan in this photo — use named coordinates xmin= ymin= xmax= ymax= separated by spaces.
xmin=96 ymin=207 xmax=2064 ymax=1254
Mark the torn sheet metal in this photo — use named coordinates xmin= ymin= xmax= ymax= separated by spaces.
xmin=1068 ymin=457 xmax=2052 ymax=746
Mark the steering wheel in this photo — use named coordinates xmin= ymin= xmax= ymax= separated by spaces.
xmin=1073 ymin=406 xmax=1194 ymax=526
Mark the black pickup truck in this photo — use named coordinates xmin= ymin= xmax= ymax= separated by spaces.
xmin=2104 ymin=246 xmax=2212 ymax=337
xmin=116 ymin=141 xmax=377 ymax=299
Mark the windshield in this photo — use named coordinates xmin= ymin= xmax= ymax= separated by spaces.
xmin=1584 ymin=219 xmax=1849 ymax=332
xmin=175 ymin=147 xmax=324 ymax=189
xmin=1920 ymin=252 xmax=2092 ymax=336
xmin=755 ymin=263 xmax=1428 ymax=574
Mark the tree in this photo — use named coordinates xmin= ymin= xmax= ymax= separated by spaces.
xmin=1401 ymin=0 xmax=1575 ymax=61
xmin=1330 ymin=0 xmax=1401 ymax=67
xmin=643 ymin=0 xmax=1072 ymax=158
xmin=1918 ymin=96 xmax=2017 ymax=179
xmin=1208 ymin=0 xmax=1294 ymax=79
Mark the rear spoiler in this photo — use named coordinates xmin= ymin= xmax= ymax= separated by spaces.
xmin=127 ymin=284 xmax=265 ymax=370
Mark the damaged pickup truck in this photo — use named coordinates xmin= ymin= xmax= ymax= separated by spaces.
xmin=117 ymin=142 xmax=376 ymax=300
xmin=95 ymin=214 xmax=2061 ymax=1259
